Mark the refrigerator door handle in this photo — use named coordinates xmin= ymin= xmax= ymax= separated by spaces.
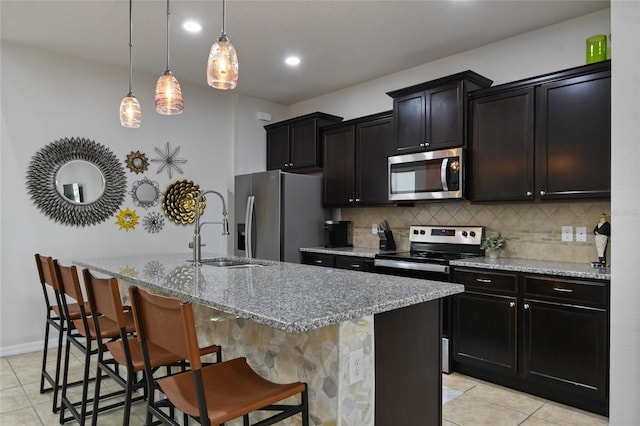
xmin=245 ymin=196 xmax=255 ymax=258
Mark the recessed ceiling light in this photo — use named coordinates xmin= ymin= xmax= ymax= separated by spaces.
xmin=285 ymin=56 xmax=301 ymax=66
xmin=183 ymin=20 xmax=202 ymax=33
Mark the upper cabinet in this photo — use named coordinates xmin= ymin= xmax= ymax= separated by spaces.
xmin=265 ymin=112 xmax=343 ymax=172
xmin=387 ymin=71 xmax=493 ymax=153
xmin=469 ymin=61 xmax=611 ymax=201
xmin=322 ymin=111 xmax=394 ymax=207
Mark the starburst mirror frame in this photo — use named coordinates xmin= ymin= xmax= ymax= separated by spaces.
xmin=125 ymin=151 xmax=149 ymax=174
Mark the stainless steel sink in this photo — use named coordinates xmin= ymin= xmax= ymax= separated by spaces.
xmin=199 ymin=258 xmax=259 ymax=268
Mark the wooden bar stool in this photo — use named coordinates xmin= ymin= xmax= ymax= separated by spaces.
xmin=82 ymin=269 xmax=221 ymax=426
xmin=52 ymin=259 xmax=133 ymax=425
xmin=129 ymin=285 xmax=309 ymax=426
xmin=34 ymin=254 xmax=88 ymax=413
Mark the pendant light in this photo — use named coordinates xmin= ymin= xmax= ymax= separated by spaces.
xmin=119 ymin=0 xmax=141 ymax=128
xmin=207 ymin=0 xmax=238 ymax=90
xmin=155 ymin=0 xmax=183 ymax=115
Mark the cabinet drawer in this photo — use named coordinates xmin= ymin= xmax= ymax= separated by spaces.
xmin=453 ymin=268 xmax=517 ymax=293
xmin=524 ymin=276 xmax=608 ymax=306
xmin=301 ymin=253 xmax=335 ymax=268
xmin=335 ymin=256 xmax=374 ymax=272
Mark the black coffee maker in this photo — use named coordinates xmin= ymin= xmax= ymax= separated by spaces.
xmin=324 ymin=221 xmax=352 ymax=248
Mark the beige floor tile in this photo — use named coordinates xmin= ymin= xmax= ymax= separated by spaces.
xmin=0 ymin=358 xmax=11 ymax=371
xmin=443 ymin=419 xmax=461 ymax=426
xmin=465 ymin=382 xmax=545 ymax=415
xmin=533 ymin=402 xmax=609 ymax=426
xmin=0 ymin=385 xmax=31 ymax=413
xmin=32 ymin=400 xmax=61 ymax=425
xmin=0 ymin=367 xmax=20 ymax=390
xmin=21 ymin=381 xmax=55 ymax=406
xmin=521 ymin=416 xmax=561 ymax=425
xmin=12 ymin=363 xmax=45 ymax=386
xmin=6 ymin=350 xmax=44 ymax=369
xmin=442 ymin=372 xmax=481 ymax=393
xmin=443 ymin=393 xmax=529 ymax=426
xmin=0 ymin=406 xmax=43 ymax=425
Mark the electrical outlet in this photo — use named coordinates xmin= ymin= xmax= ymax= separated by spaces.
xmin=372 ymin=224 xmax=378 ymax=234
xmin=349 ymin=349 xmax=364 ymax=385
xmin=576 ymin=227 xmax=587 ymax=242
xmin=561 ymin=226 xmax=574 ymax=242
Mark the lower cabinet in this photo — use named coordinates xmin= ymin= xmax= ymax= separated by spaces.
xmin=301 ymin=252 xmax=375 ymax=272
xmin=452 ymin=267 xmax=609 ymax=416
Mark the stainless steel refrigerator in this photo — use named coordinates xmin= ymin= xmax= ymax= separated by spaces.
xmin=234 ymin=170 xmax=328 ymax=262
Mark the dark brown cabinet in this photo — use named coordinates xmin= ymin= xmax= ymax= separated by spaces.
xmin=322 ymin=112 xmax=394 ymax=207
xmin=451 ymin=267 xmax=609 ymax=416
xmin=469 ymin=61 xmax=611 ymax=201
xmin=265 ymin=112 xmax=342 ymax=172
xmin=387 ymin=71 xmax=492 ymax=153
xmin=301 ymin=252 xmax=375 ymax=272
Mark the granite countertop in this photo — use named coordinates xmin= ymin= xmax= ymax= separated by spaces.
xmin=300 ymin=246 xmax=391 ymax=258
xmin=74 ymin=253 xmax=463 ymax=334
xmin=450 ymin=257 xmax=611 ymax=280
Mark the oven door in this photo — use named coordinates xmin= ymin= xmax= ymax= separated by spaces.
xmin=388 ymin=148 xmax=463 ymax=201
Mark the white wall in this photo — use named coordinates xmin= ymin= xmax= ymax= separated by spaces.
xmin=610 ymin=1 xmax=640 ymax=424
xmin=288 ymin=9 xmax=611 ymax=120
xmin=0 ymin=42 xmax=284 ymax=353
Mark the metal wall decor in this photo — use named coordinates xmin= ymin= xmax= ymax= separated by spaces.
xmin=143 ymin=211 xmax=165 ymax=233
xmin=26 ymin=137 xmax=126 ymax=227
xmin=151 ymin=142 xmax=186 ymax=178
xmin=115 ymin=207 xmax=139 ymax=231
xmin=125 ymin=151 xmax=149 ymax=174
xmin=130 ymin=177 xmax=161 ymax=210
xmin=162 ymin=179 xmax=205 ymax=224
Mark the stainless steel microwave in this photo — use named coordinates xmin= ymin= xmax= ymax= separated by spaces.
xmin=388 ymin=148 xmax=463 ymax=201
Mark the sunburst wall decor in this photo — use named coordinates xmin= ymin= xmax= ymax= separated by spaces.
xmin=125 ymin=150 xmax=149 ymax=174
xmin=143 ymin=211 xmax=165 ymax=233
xmin=115 ymin=207 xmax=139 ymax=231
xmin=151 ymin=142 xmax=186 ymax=178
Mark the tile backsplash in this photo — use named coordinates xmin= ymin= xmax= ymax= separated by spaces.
xmin=341 ymin=200 xmax=611 ymax=264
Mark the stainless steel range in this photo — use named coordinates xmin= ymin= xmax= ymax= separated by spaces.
xmin=374 ymin=225 xmax=485 ymax=278
xmin=374 ymin=224 xmax=485 ymax=373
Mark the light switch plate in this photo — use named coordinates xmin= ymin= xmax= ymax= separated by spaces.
xmin=561 ymin=226 xmax=574 ymax=242
xmin=372 ymin=224 xmax=378 ymax=234
xmin=576 ymin=227 xmax=587 ymax=242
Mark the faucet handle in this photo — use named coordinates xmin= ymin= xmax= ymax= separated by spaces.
xmin=188 ymin=242 xmax=206 ymax=249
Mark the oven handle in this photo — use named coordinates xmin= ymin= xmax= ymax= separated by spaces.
xmin=374 ymin=258 xmax=450 ymax=274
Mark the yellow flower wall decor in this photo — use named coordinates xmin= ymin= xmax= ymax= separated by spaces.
xmin=115 ymin=208 xmax=139 ymax=231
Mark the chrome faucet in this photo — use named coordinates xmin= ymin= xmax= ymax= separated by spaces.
xmin=192 ymin=190 xmax=230 ymax=265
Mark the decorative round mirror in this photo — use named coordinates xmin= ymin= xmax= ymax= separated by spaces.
xmin=55 ymin=160 xmax=105 ymax=204
xmin=26 ymin=137 xmax=127 ymax=227
xmin=130 ymin=177 xmax=161 ymax=210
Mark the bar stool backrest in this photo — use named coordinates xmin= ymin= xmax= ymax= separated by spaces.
xmin=129 ymin=286 xmax=202 ymax=370
xmin=82 ymin=270 xmax=126 ymax=327
xmin=35 ymin=254 xmax=59 ymax=292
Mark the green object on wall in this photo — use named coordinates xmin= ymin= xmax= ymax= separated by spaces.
xmin=586 ymin=34 xmax=607 ymax=64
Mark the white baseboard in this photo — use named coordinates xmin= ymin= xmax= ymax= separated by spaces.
xmin=0 ymin=338 xmax=60 ymax=358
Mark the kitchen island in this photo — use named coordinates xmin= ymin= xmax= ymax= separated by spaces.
xmin=75 ymin=253 xmax=463 ymax=426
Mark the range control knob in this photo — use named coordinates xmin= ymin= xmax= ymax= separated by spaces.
xmin=413 ymin=229 xmax=419 ymax=234
xmin=420 ymin=230 xmax=426 ymax=234
xmin=461 ymin=231 xmax=468 ymax=237
xmin=470 ymin=231 xmax=476 ymax=237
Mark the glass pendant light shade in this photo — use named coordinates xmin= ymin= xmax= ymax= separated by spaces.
xmin=207 ymin=34 xmax=239 ymax=90
xmin=155 ymin=70 xmax=184 ymax=115
xmin=120 ymin=93 xmax=141 ymax=128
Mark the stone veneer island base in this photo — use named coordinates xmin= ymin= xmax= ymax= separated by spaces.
xmin=75 ymin=253 xmax=461 ymax=425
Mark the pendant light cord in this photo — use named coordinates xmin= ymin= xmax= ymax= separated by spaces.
xmin=128 ymin=0 xmax=133 ymax=94
xmin=165 ymin=0 xmax=171 ymax=71
xmin=221 ymin=0 xmax=227 ymax=37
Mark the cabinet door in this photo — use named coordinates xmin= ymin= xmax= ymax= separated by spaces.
xmin=426 ymin=83 xmax=463 ymax=150
xmin=335 ymin=256 xmax=375 ymax=272
xmin=266 ymin=125 xmax=290 ymax=171
xmin=470 ymin=88 xmax=534 ymax=201
xmin=523 ymin=299 xmax=608 ymax=400
xmin=300 ymin=252 xmax=335 ymax=268
xmin=290 ymin=119 xmax=319 ymax=169
xmin=356 ymin=116 xmax=393 ymax=204
xmin=453 ymin=292 xmax=518 ymax=376
xmin=393 ymin=92 xmax=425 ymax=153
xmin=323 ymin=126 xmax=355 ymax=206
xmin=535 ymin=71 xmax=611 ymax=199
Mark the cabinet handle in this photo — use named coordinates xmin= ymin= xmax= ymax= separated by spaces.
xmin=419 ymin=143 xmax=425 ymax=147
xmin=526 ymin=191 xmax=533 ymax=197
xmin=350 ymin=264 xmax=361 ymax=268
xmin=313 ymin=260 xmax=323 ymax=264
xmin=553 ymin=287 xmax=574 ymax=293
xmin=475 ymin=278 xmax=492 ymax=283
xmin=524 ymin=303 xmax=530 ymax=310
xmin=348 ymin=198 xmax=354 ymax=203
xmin=283 ymin=163 xmax=289 ymax=168
xmin=540 ymin=190 xmax=546 ymax=196
xmin=355 ymin=198 xmax=361 ymax=203
xmin=425 ymin=142 xmax=430 ymax=147
xmin=289 ymin=163 xmax=294 ymax=167
xmin=509 ymin=302 xmax=516 ymax=308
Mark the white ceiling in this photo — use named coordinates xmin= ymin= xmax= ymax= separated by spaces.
xmin=1 ymin=0 xmax=609 ymax=105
